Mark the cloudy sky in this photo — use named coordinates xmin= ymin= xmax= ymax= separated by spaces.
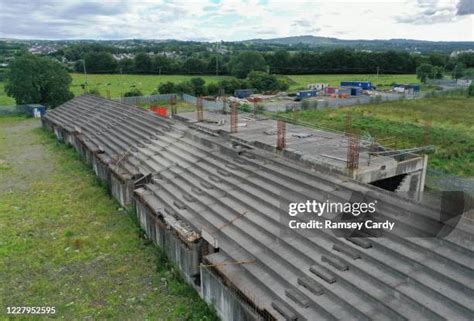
xmin=0 ymin=0 xmax=472 ymax=41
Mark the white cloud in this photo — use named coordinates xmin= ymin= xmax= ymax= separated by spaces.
xmin=457 ymin=0 xmax=474 ymax=15
xmin=394 ymin=0 xmax=459 ymax=24
xmin=0 ymin=0 xmax=472 ymax=41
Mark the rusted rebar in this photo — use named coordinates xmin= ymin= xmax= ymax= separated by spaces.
xmin=170 ymin=94 xmax=177 ymax=117
xmin=347 ymin=133 xmax=360 ymax=170
xmin=277 ymin=120 xmax=286 ymax=150
xmin=230 ymin=102 xmax=238 ymax=133
xmin=196 ymin=96 xmax=204 ymax=122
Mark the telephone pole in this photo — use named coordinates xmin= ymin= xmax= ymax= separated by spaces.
xmin=81 ymin=59 xmax=88 ymax=89
xmin=215 ymin=43 xmax=219 ymax=76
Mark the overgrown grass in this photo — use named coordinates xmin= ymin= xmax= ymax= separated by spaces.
xmin=287 ymin=95 xmax=474 ymax=177
xmin=0 ymin=117 xmax=217 ymax=320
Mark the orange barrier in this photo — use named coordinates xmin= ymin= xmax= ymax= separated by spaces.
xmin=150 ymin=106 xmax=168 ymax=117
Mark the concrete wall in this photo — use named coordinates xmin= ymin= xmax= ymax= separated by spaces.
xmin=110 ymin=172 xmax=135 ymax=207
xmin=134 ymin=196 xmax=202 ymax=285
xmin=201 ymin=266 xmax=264 ymax=321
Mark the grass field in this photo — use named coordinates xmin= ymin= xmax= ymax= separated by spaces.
xmin=70 ymin=73 xmax=231 ymax=98
xmin=0 ymin=82 xmax=12 ymax=105
xmin=71 ymin=73 xmax=421 ymax=95
xmin=0 ymin=73 xmax=421 ymax=106
xmin=288 ymin=95 xmax=474 ymax=177
xmin=0 ymin=116 xmax=217 ymax=320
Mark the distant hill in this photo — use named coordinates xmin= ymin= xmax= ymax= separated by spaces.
xmin=241 ymin=35 xmax=474 ymax=53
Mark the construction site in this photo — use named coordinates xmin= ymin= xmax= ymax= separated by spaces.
xmin=41 ymin=94 xmax=474 ymax=321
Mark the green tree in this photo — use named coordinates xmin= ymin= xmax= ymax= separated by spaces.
xmin=246 ymin=71 xmax=288 ymax=92
xmin=5 ymin=54 xmax=73 ymax=108
xmin=88 ymin=88 xmax=101 ymax=96
xmin=429 ymin=53 xmax=448 ymax=67
xmin=452 ymin=63 xmax=466 ymax=79
xmin=217 ymin=78 xmax=246 ymax=94
xmin=153 ymin=55 xmax=180 ymax=74
xmin=468 ymin=83 xmax=474 ymax=97
xmin=123 ymin=88 xmax=143 ymax=97
xmin=189 ymin=77 xmax=207 ymax=96
xmin=158 ymin=82 xmax=176 ymax=94
xmin=118 ymin=58 xmax=135 ymax=73
xmin=80 ymin=52 xmax=117 ymax=73
xmin=183 ymin=58 xmax=206 ymax=74
xmin=229 ymin=51 xmax=266 ymax=78
xmin=134 ymin=52 xmax=152 ymax=73
xmin=416 ymin=63 xmax=434 ymax=83
xmin=207 ymin=83 xmax=219 ymax=95
xmin=456 ymin=52 xmax=474 ymax=68
xmin=432 ymin=66 xmax=444 ymax=79
xmin=175 ymin=81 xmax=194 ymax=95
xmin=267 ymin=50 xmax=290 ymax=74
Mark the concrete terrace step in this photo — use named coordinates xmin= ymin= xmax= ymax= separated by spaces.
xmin=43 ymin=95 xmax=474 ymax=321
xmin=126 ymin=113 xmax=474 ymax=302
xmin=142 ymin=130 xmax=474 ymax=276
xmin=140 ymin=149 xmax=448 ymax=320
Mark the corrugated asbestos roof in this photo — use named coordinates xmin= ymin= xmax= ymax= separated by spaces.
xmin=44 ymin=94 xmax=474 ymax=321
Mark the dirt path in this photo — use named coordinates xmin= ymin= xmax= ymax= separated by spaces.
xmin=0 ymin=117 xmax=216 ymax=320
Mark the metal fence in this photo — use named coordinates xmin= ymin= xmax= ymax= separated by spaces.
xmin=114 ymin=93 xmax=178 ymax=105
xmin=182 ymin=94 xmax=222 ymax=111
xmin=426 ymin=168 xmax=474 ymax=194
xmin=0 ymin=104 xmax=30 ymax=116
xmin=114 ymin=93 xmax=224 ymax=111
xmin=428 ymin=79 xmax=458 ymax=87
xmin=282 ymin=93 xmax=418 ymax=112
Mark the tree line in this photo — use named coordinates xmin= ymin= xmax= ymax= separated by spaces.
xmin=72 ymin=48 xmax=474 ymax=79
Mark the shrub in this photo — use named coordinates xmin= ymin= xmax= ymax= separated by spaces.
xmin=158 ymin=82 xmax=176 ymax=94
xmin=189 ymin=78 xmax=207 ymax=96
xmin=123 ymin=88 xmax=143 ymax=97
xmin=239 ymin=104 xmax=252 ymax=112
xmin=468 ymin=83 xmax=474 ymax=97
xmin=255 ymin=104 xmax=265 ymax=114
xmin=217 ymin=78 xmax=247 ymax=95
xmin=207 ymin=83 xmax=219 ymax=96
xmin=88 ymin=88 xmax=101 ymax=96
xmin=246 ymin=71 xmax=289 ymax=92
xmin=175 ymin=81 xmax=194 ymax=95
